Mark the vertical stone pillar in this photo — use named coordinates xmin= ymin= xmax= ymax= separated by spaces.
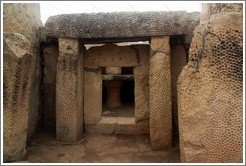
xmin=3 ymin=33 xmax=35 ymax=162
xmin=56 ymin=38 xmax=84 ymax=143
xmin=149 ymin=36 xmax=172 ymax=149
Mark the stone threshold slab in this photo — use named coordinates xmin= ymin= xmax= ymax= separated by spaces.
xmin=85 ymin=117 xmax=149 ymax=135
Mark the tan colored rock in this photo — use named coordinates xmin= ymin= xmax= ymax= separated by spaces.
xmin=84 ymin=67 xmax=102 ymax=125
xmin=3 ymin=33 xmax=35 ymax=162
xmin=105 ymin=67 xmax=121 ymax=75
xmin=3 ymin=3 xmax=41 ymax=48
xmin=85 ymin=117 xmax=149 ymax=135
xmin=149 ymin=36 xmax=172 ymax=150
xmin=185 ymin=12 xmax=200 ymax=48
xmin=45 ymin=11 xmax=188 ymax=39
xmin=132 ymin=45 xmax=150 ymax=122
xmin=178 ymin=12 xmax=243 ymax=162
xmin=3 ymin=3 xmax=42 ymax=141
xmin=200 ymin=3 xmax=243 ymax=22
xmin=56 ymin=38 xmax=84 ymax=143
xmin=85 ymin=44 xmax=139 ymax=67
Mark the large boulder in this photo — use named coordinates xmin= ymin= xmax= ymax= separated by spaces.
xmin=178 ymin=11 xmax=243 ymax=162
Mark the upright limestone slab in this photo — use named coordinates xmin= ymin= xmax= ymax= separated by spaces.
xmin=3 ymin=33 xmax=35 ymax=162
xmin=178 ymin=12 xmax=243 ymax=162
xmin=149 ymin=36 xmax=172 ymax=149
xmin=3 ymin=3 xmax=42 ymax=142
xmin=84 ymin=66 xmax=102 ymax=125
xmin=133 ymin=45 xmax=150 ymax=122
xmin=56 ymin=38 xmax=84 ymax=143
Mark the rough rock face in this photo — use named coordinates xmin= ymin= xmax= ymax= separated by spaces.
xmin=185 ymin=12 xmax=200 ymax=48
xmin=149 ymin=37 xmax=172 ymax=149
xmin=3 ymin=33 xmax=35 ymax=162
xmin=200 ymin=3 xmax=243 ymax=22
xmin=178 ymin=10 xmax=243 ymax=162
xmin=56 ymin=38 xmax=84 ymax=143
xmin=3 ymin=3 xmax=41 ymax=50
xmin=3 ymin=3 xmax=42 ymax=141
xmin=45 ymin=11 xmax=189 ymax=39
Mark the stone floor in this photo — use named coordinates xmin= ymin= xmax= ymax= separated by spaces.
xmin=20 ymin=132 xmax=180 ymax=163
xmin=102 ymin=103 xmax=135 ymax=117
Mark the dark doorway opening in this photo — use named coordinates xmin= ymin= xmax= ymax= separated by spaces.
xmin=102 ymin=79 xmax=135 ymax=117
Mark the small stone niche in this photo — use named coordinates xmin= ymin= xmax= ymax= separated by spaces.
xmin=102 ymin=67 xmax=135 ymax=117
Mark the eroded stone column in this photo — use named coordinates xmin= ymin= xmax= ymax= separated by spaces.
xmin=149 ymin=36 xmax=172 ymax=150
xmin=3 ymin=33 xmax=35 ymax=162
xmin=56 ymin=38 xmax=84 ymax=143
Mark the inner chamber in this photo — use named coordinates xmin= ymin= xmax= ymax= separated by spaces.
xmin=102 ymin=67 xmax=135 ymax=117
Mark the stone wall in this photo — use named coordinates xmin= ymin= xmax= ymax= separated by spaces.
xmin=178 ymin=3 xmax=243 ymax=162
xmin=3 ymin=3 xmax=42 ymax=141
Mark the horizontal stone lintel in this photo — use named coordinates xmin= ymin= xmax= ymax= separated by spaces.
xmin=45 ymin=11 xmax=190 ymax=39
xmin=101 ymin=75 xmax=134 ymax=81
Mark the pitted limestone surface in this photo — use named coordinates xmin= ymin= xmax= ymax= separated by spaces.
xmin=178 ymin=12 xmax=242 ymax=162
xmin=3 ymin=3 xmax=42 ymax=142
xmin=133 ymin=45 xmax=150 ymax=122
xmin=3 ymin=33 xmax=35 ymax=162
xmin=200 ymin=3 xmax=243 ymax=22
xmin=56 ymin=38 xmax=83 ymax=142
xmin=85 ymin=44 xmax=139 ymax=67
xmin=149 ymin=37 xmax=172 ymax=150
xmin=45 ymin=11 xmax=188 ymax=39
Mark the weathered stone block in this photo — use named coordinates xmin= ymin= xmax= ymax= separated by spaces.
xmin=84 ymin=67 xmax=102 ymax=125
xmin=133 ymin=45 xmax=150 ymax=122
xmin=85 ymin=44 xmax=138 ymax=67
xmin=185 ymin=12 xmax=200 ymax=48
xmin=3 ymin=33 xmax=35 ymax=162
xmin=45 ymin=11 xmax=188 ymax=39
xmin=3 ymin=3 xmax=42 ymax=142
xmin=115 ymin=118 xmax=149 ymax=135
xmin=178 ymin=12 xmax=243 ymax=162
xmin=149 ymin=36 xmax=172 ymax=150
xmin=85 ymin=117 xmax=149 ymax=135
xmin=56 ymin=38 xmax=84 ymax=143
xmin=200 ymin=3 xmax=243 ymax=22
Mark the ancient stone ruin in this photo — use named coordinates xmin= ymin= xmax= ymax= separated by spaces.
xmin=2 ymin=3 xmax=243 ymax=163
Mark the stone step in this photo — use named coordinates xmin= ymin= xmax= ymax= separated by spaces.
xmin=85 ymin=117 xmax=149 ymax=135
